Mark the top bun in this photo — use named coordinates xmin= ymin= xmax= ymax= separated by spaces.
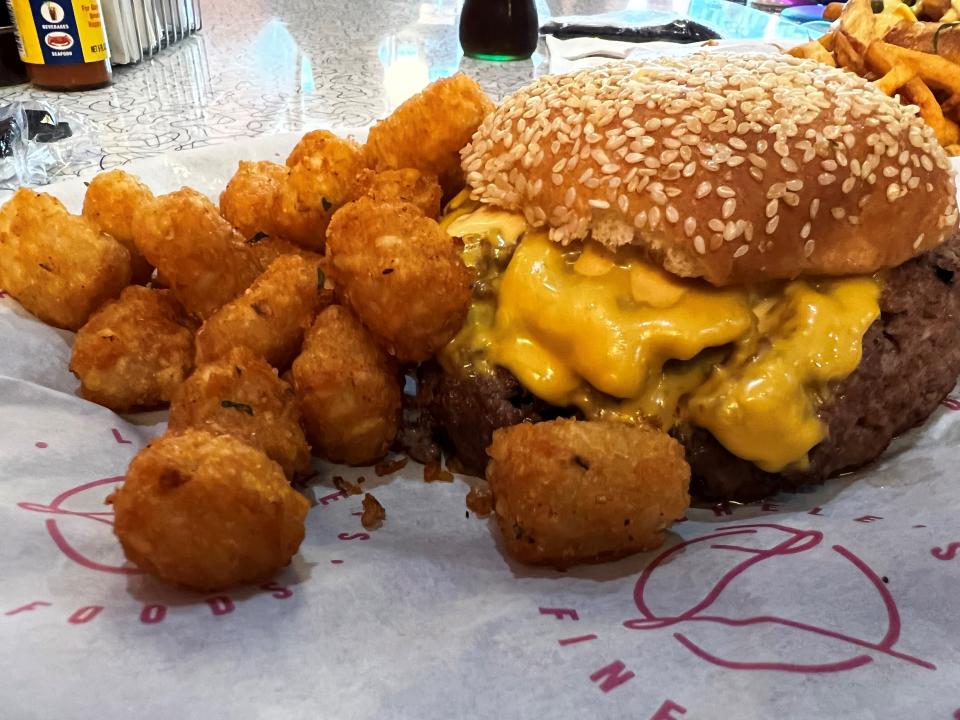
xmin=461 ymin=53 xmax=958 ymax=285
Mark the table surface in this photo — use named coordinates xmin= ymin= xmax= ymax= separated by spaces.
xmin=1 ymin=0 xmax=808 ymax=181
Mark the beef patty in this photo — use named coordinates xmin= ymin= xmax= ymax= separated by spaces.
xmin=408 ymin=235 xmax=960 ymax=501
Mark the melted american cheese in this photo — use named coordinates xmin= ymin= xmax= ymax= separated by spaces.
xmin=440 ymin=201 xmax=880 ymax=473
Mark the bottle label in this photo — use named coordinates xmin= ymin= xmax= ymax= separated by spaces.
xmin=7 ymin=0 xmax=108 ymax=65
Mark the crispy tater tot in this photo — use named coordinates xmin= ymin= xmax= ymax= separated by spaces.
xmin=195 ymin=254 xmax=328 ymax=368
xmin=292 ymin=305 xmax=401 ymax=465
xmin=82 ymin=169 xmax=155 ymax=285
xmin=365 ymin=74 xmax=495 ymax=196
xmin=244 ymin=233 xmax=322 ymax=272
xmin=486 ymin=419 xmax=691 ymax=568
xmin=111 ymin=430 xmax=309 ymax=591
xmin=132 ymin=188 xmax=262 ymax=319
xmin=0 ymin=188 xmax=131 ymax=330
xmin=168 ymin=347 xmax=311 ymax=479
xmin=272 ymin=131 xmax=368 ymax=251
xmin=69 ymin=286 xmax=195 ymax=411
xmin=350 ymin=168 xmax=442 ymax=218
xmin=326 ymin=198 xmax=472 ymax=362
xmin=219 ymin=160 xmax=286 ymax=241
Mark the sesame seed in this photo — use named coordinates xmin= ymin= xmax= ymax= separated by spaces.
xmin=748 ymin=153 xmax=767 ymax=169
xmin=831 ymin=207 xmax=845 ymax=220
xmin=842 ymin=177 xmax=856 ymax=194
xmin=723 ymin=221 xmax=740 ymax=242
xmin=886 ymin=183 xmax=901 ymax=201
xmin=634 ymin=211 xmax=647 ymax=229
xmin=693 ymin=235 xmax=706 ymax=254
xmin=684 ymin=217 xmax=697 ymax=237
xmin=666 ymin=205 xmax=680 ymax=224
xmin=649 ymin=206 xmax=662 ymax=228
xmin=913 ymin=232 xmax=925 ymax=249
xmin=800 ymin=222 xmax=812 ymax=239
xmin=803 ymin=239 xmax=816 ymax=257
xmin=695 ymin=181 xmax=712 ymax=199
xmin=716 ymin=185 xmax=736 ymax=199
xmin=766 ymin=216 xmax=779 ymax=234
xmin=722 ymin=198 xmax=736 ymax=219
xmin=780 ymin=157 xmax=799 ymax=173
xmin=733 ymin=244 xmax=749 ymax=258
xmin=809 ymin=198 xmax=820 ymax=219
xmin=601 ymin=163 xmax=620 ymax=175
xmin=708 ymin=218 xmax=724 ymax=233
xmin=588 ymin=199 xmax=610 ymax=209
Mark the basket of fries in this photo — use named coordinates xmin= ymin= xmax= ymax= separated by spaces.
xmin=789 ymin=0 xmax=960 ymax=154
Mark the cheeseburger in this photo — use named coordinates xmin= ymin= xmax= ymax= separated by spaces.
xmin=415 ymin=53 xmax=960 ymax=502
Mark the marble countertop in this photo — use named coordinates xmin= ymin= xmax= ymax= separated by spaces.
xmin=1 ymin=0 xmax=805 ymax=182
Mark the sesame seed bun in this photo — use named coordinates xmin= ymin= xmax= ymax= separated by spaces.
xmin=461 ymin=54 xmax=959 ymax=286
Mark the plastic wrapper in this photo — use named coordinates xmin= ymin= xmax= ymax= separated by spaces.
xmin=0 ymin=101 xmax=101 ymax=191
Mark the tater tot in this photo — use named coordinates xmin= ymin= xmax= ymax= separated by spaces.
xmin=0 ymin=189 xmax=131 ymax=330
xmin=326 ymin=198 xmax=472 ymax=362
xmin=195 ymin=254 xmax=328 ymax=369
xmin=271 ymin=131 xmax=368 ymax=251
xmin=292 ymin=305 xmax=401 ymax=465
xmin=82 ymin=169 xmax=155 ymax=285
xmin=132 ymin=188 xmax=262 ymax=319
xmin=350 ymin=168 xmax=442 ymax=218
xmin=111 ymin=430 xmax=309 ymax=591
xmin=245 ymin=234 xmax=322 ymax=272
xmin=365 ymin=74 xmax=495 ymax=196
xmin=69 ymin=286 xmax=195 ymax=411
xmin=486 ymin=419 xmax=691 ymax=568
xmin=168 ymin=347 xmax=311 ymax=479
xmin=219 ymin=160 xmax=286 ymax=241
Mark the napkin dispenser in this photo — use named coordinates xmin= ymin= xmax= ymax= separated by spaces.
xmin=101 ymin=0 xmax=202 ymax=65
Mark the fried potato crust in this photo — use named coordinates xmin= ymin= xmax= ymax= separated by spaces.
xmin=82 ymin=169 xmax=155 ymax=285
xmin=486 ymin=419 xmax=691 ymax=568
xmin=112 ymin=430 xmax=309 ymax=591
xmin=0 ymin=189 xmax=131 ymax=330
xmin=169 ymin=347 xmax=311 ymax=478
xmin=69 ymin=286 xmax=195 ymax=411
xmin=132 ymin=188 xmax=262 ymax=319
xmin=272 ymin=131 xmax=368 ymax=251
xmin=292 ymin=305 xmax=401 ymax=465
xmin=195 ymin=254 xmax=328 ymax=369
xmin=350 ymin=168 xmax=442 ymax=218
xmin=365 ymin=74 xmax=495 ymax=196
xmin=326 ymin=198 xmax=471 ymax=362
xmin=245 ymin=234 xmax=323 ymax=273
xmin=219 ymin=160 xmax=286 ymax=241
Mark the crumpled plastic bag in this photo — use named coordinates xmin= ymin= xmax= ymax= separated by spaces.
xmin=0 ymin=101 xmax=101 ymax=190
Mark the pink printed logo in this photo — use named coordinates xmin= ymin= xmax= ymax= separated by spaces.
xmin=18 ymin=476 xmax=142 ymax=575
xmin=623 ymin=523 xmax=933 ymax=673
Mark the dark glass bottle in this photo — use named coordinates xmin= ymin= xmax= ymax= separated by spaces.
xmin=460 ymin=0 xmax=539 ymax=62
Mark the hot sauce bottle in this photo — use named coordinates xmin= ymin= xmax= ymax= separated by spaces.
xmin=7 ymin=0 xmax=110 ymax=90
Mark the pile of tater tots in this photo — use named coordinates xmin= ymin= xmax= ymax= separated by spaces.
xmin=0 ymin=74 xmax=492 ymax=590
